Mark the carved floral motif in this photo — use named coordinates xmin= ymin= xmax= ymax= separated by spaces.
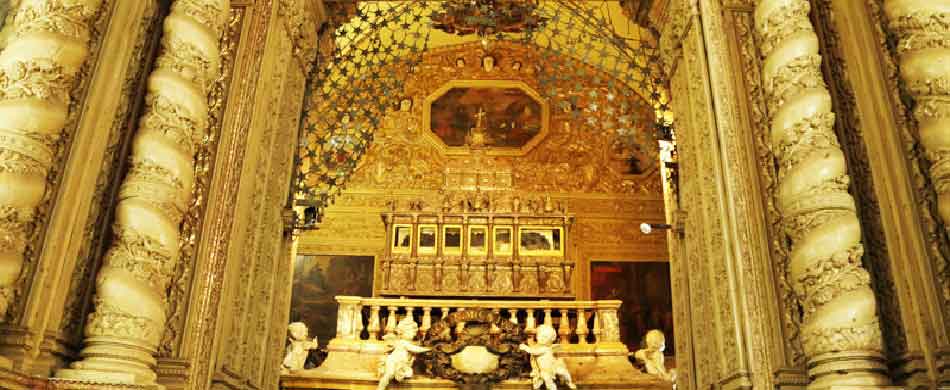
xmin=881 ymin=0 xmax=950 ymax=327
xmin=56 ymin=0 xmax=229 ymax=385
xmin=754 ymin=0 xmax=887 ymax=387
xmin=0 ymin=0 xmax=106 ymax=320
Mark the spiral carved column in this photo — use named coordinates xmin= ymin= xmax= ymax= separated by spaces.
xmin=883 ymin=2 xmax=950 ymax=234
xmin=53 ymin=0 xmax=228 ymax=385
xmin=0 ymin=0 xmax=103 ymax=319
xmin=754 ymin=1 xmax=890 ymax=389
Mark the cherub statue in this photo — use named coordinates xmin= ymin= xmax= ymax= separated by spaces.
xmin=281 ymin=322 xmax=319 ymax=373
xmin=519 ymin=324 xmax=577 ymax=390
xmin=632 ymin=329 xmax=676 ymax=382
xmin=377 ymin=316 xmax=431 ymax=390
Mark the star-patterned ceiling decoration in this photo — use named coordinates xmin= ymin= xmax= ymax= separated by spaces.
xmin=296 ymin=1 xmax=672 ymax=219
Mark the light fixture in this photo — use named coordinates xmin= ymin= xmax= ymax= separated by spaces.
xmin=639 ymin=222 xmax=672 ymax=235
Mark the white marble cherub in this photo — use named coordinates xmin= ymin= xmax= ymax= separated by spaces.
xmin=281 ymin=322 xmax=319 ymax=373
xmin=519 ymin=324 xmax=577 ymax=390
xmin=377 ymin=316 xmax=431 ymax=390
xmin=632 ymin=329 xmax=676 ymax=382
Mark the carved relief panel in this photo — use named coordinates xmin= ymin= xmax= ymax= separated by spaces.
xmin=300 ymin=41 xmax=669 ymax=294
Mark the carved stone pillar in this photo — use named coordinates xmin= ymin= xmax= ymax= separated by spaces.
xmin=883 ymin=2 xmax=950 ymax=234
xmin=753 ymin=1 xmax=890 ymax=389
xmin=0 ymin=0 xmax=103 ymax=319
xmin=53 ymin=0 xmax=228 ymax=385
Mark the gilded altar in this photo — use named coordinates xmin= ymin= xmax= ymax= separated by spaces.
xmin=379 ymin=200 xmax=576 ymax=298
xmin=298 ymin=42 xmax=670 ymax=301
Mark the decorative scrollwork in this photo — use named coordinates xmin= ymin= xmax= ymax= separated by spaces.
xmin=419 ymin=309 xmax=529 ymax=384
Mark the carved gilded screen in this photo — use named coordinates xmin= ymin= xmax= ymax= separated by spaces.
xmin=290 ymin=255 xmax=375 ymax=348
xmin=590 ymin=261 xmax=674 ymax=356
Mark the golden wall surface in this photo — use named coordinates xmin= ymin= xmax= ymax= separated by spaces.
xmin=297 ymin=41 xmax=670 ymax=299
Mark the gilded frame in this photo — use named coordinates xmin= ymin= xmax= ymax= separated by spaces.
xmin=518 ymin=226 xmax=564 ymax=257
xmin=392 ymin=223 xmax=413 ymax=253
xmin=423 ymin=79 xmax=550 ymax=156
xmin=493 ymin=225 xmax=514 ymax=255
xmin=418 ymin=224 xmax=438 ymax=255
xmin=443 ymin=224 xmax=464 ymax=255
xmin=468 ymin=225 xmax=489 ymax=256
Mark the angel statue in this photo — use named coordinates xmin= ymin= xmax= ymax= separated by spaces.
xmin=632 ymin=329 xmax=676 ymax=382
xmin=281 ymin=322 xmax=319 ymax=374
xmin=519 ymin=324 xmax=577 ymax=390
xmin=377 ymin=316 xmax=431 ymax=390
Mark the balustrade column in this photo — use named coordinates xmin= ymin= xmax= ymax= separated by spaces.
xmin=368 ymin=306 xmax=381 ymax=340
xmin=557 ymin=309 xmax=570 ymax=343
xmin=385 ymin=306 xmax=397 ymax=336
xmin=455 ymin=307 xmax=465 ymax=334
xmin=421 ymin=307 xmax=432 ymax=335
xmin=576 ymin=309 xmax=588 ymax=344
xmin=54 ymin=0 xmax=228 ymax=385
xmin=883 ymin=1 xmax=950 ymax=232
xmin=508 ymin=308 xmax=519 ymax=324
xmin=440 ymin=306 xmax=450 ymax=321
xmin=525 ymin=308 xmax=536 ymax=335
xmin=754 ymin=1 xmax=889 ymax=389
xmin=591 ymin=310 xmax=601 ymax=344
xmin=0 ymin=0 xmax=104 ymax=318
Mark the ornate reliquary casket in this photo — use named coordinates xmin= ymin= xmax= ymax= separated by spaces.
xmin=379 ymin=206 xmax=575 ymax=298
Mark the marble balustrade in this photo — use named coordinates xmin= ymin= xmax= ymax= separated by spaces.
xmin=296 ymin=296 xmax=641 ymax=387
xmin=334 ymin=296 xmax=621 ymax=345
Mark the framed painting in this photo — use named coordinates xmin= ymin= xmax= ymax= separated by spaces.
xmin=493 ymin=226 xmax=513 ymax=255
xmin=443 ymin=225 xmax=463 ymax=255
xmin=469 ymin=225 xmax=488 ymax=256
xmin=519 ymin=226 xmax=563 ymax=256
xmin=424 ymin=80 xmax=549 ymax=156
xmin=418 ymin=224 xmax=438 ymax=255
xmin=392 ymin=224 xmax=412 ymax=253
xmin=590 ymin=261 xmax=674 ymax=356
xmin=289 ymin=255 xmax=375 ymax=356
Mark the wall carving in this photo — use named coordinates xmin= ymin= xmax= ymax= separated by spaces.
xmin=876 ymin=0 xmax=950 ymax=335
xmin=159 ymin=0 xmax=242 ymax=359
xmin=869 ymin=0 xmax=950 ymax=385
xmin=55 ymin=0 xmax=231 ymax=386
xmin=205 ymin=1 xmax=316 ymax=388
xmin=58 ymin=1 xmax=162 ymax=352
xmin=263 ymin=60 xmax=307 ymax=390
xmin=302 ymin=41 xmax=667 ymax=269
xmin=753 ymin=0 xmax=890 ymax=388
xmin=277 ymin=0 xmax=318 ymax=74
xmin=724 ymin=3 xmax=807 ymax=374
xmin=812 ymin=0 xmax=910 ymax=368
xmin=684 ymin=21 xmax=722 ymax=390
xmin=189 ymin=6 xmax=252 ymax=389
xmin=667 ymin=56 xmax=694 ymax=390
xmin=0 ymin=0 xmax=108 ymax=322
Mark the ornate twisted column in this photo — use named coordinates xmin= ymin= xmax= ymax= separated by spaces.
xmin=54 ymin=0 xmax=228 ymax=385
xmin=883 ymin=2 xmax=950 ymax=232
xmin=0 ymin=0 xmax=103 ymax=318
xmin=754 ymin=1 xmax=890 ymax=389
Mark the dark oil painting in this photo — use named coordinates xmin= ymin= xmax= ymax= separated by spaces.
xmin=430 ymin=87 xmax=542 ymax=147
xmin=590 ymin=261 xmax=674 ymax=356
xmin=290 ymin=255 xmax=375 ymax=352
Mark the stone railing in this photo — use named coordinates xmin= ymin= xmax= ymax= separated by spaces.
xmin=331 ymin=296 xmax=622 ymax=346
xmin=287 ymin=296 xmax=661 ymax=389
